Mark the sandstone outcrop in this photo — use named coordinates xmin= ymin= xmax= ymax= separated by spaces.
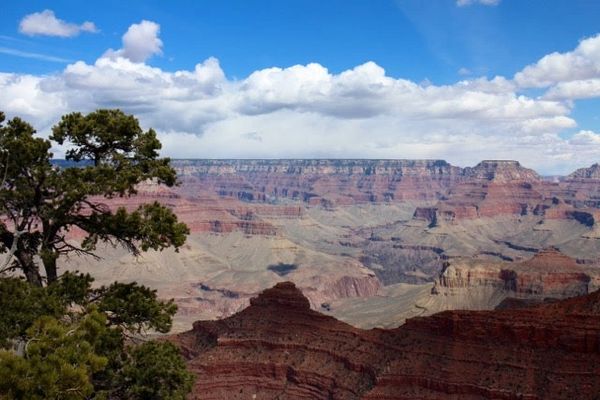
xmin=173 ymin=281 xmax=600 ymax=400
xmin=434 ymin=248 xmax=596 ymax=300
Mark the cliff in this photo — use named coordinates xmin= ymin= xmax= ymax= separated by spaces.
xmin=172 ymin=159 xmax=466 ymax=205
xmin=173 ymin=282 xmax=394 ymax=399
xmin=434 ymin=248 xmax=596 ymax=299
xmin=173 ymin=281 xmax=600 ymax=400
xmin=568 ymin=163 xmax=600 ymax=179
xmin=63 ymin=159 xmax=600 ymax=229
xmin=414 ymin=160 xmax=546 ymax=225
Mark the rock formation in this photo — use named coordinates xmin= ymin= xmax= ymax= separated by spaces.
xmin=174 ymin=282 xmax=393 ymax=399
xmin=173 ymin=281 xmax=600 ymax=400
xmin=172 ymin=159 xmax=466 ymax=205
xmin=568 ymin=163 xmax=600 ymax=179
xmin=58 ymin=160 xmax=600 ymax=331
xmin=434 ymin=248 xmax=598 ymax=300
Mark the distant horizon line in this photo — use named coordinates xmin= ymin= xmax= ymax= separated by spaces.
xmin=51 ymin=158 xmax=598 ymax=177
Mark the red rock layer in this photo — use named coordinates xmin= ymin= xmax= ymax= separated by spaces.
xmin=77 ymin=186 xmax=305 ymax=237
xmin=436 ymin=248 xmax=594 ymax=298
xmin=413 ymin=161 xmax=545 ymax=225
xmin=173 ymin=281 xmax=600 ymax=400
xmin=368 ymin=292 xmax=600 ymax=400
xmin=174 ymin=282 xmax=395 ymax=400
xmin=173 ymin=159 xmax=466 ymax=205
xmin=59 ymin=160 xmax=600 ymax=235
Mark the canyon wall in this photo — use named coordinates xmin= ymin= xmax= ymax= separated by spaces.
xmin=172 ymin=281 xmax=600 ymax=400
xmin=170 ymin=159 xmax=600 ymax=227
xmin=434 ymin=248 xmax=598 ymax=299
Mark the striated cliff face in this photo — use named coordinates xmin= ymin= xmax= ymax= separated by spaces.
xmin=367 ymin=291 xmax=600 ymax=400
xmin=464 ymin=160 xmax=541 ymax=183
xmin=434 ymin=248 xmax=596 ymax=299
xmin=413 ymin=160 xmax=546 ymax=225
xmin=568 ymin=163 xmax=600 ymax=179
xmin=173 ymin=281 xmax=600 ymax=400
xmin=79 ymin=159 xmax=600 ymax=233
xmin=174 ymin=282 xmax=394 ymax=399
xmin=173 ymin=159 xmax=466 ymax=205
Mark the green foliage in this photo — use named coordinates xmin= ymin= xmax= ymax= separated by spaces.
xmin=0 ymin=109 xmax=194 ymax=398
xmin=47 ymin=271 xmax=95 ymax=306
xmin=0 ymin=274 xmax=194 ymax=399
xmin=120 ymin=341 xmax=194 ymax=400
xmin=0 ymin=278 xmax=64 ymax=346
xmin=96 ymin=282 xmax=177 ymax=334
xmin=0 ymin=313 xmax=108 ymax=400
xmin=0 ymin=108 xmax=189 ymax=286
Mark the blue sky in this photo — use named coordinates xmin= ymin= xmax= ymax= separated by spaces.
xmin=1 ymin=1 xmax=600 ymax=173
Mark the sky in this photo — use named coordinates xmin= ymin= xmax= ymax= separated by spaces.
xmin=1 ymin=1 xmax=600 ymax=174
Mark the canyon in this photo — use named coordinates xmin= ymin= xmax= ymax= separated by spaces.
xmin=172 ymin=281 xmax=600 ymax=400
xmin=61 ymin=159 xmax=600 ymax=331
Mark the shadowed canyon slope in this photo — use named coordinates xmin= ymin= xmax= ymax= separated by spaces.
xmin=61 ymin=159 xmax=600 ymax=330
xmin=172 ymin=282 xmax=600 ymax=400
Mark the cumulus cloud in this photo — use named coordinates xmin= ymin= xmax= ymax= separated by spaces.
xmin=19 ymin=10 xmax=98 ymax=37
xmin=1 ymin=20 xmax=600 ymax=174
xmin=456 ymin=0 xmax=500 ymax=7
xmin=569 ymin=130 xmax=600 ymax=145
xmin=104 ymin=20 xmax=162 ymax=63
xmin=515 ymin=34 xmax=600 ymax=89
xmin=544 ymin=78 xmax=600 ymax=100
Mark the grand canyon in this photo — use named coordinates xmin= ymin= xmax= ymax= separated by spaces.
xmin=172 ymin=281 xmax=600 ymax=399
xmin=4 ymin=4 xmax=600 ymax=399
xmin=62 ymin=159 xmax=600 ymax=331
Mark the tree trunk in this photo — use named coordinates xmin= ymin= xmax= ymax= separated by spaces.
xmin=41 ymin=248 xmax=58 ymax=284
xmin=16 ymin=251 xmax=42 ymax=287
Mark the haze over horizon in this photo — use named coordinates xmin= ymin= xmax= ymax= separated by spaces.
xmin=2 ymin=0 xmax=600 ymax=174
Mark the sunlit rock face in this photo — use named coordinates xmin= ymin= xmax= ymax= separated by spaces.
xmin=435 ymin=248 xmax=597 ymax=299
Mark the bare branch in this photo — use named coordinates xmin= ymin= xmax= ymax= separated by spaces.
xmin=0 ymin=229 xmax=22 ymax=274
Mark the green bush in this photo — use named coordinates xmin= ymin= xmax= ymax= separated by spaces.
xmin=0 ymin=274 xmax=194 ymax=400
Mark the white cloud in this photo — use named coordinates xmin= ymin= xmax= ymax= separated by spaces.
xmin=456 ymin=0 xmax=500 ymax=7
xmin=19 ymin=10 xmax=98 ymax=38
xmin=104 ymin=20 xmax=162 ymax=63
xmin=515 ymin=34 xmax=600 ymax=89
xmin=569 ymin=130 xmax=600 ymax=145
xmin=544 ymin=78 xmax=600 ymax=100
xmin=1 ymin=20 xmax=600 ymax=174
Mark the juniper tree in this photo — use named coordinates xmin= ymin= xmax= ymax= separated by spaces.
xmin=0 ymin=109 xmax=189 ymax=286
xmin=0 ymin=273 xmax=194 ymax=399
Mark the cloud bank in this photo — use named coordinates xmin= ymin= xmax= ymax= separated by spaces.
xmin=19 ymin=10 xmax=98 ymax=38
xmin=1 ymin=20 xmax=600 ymax=174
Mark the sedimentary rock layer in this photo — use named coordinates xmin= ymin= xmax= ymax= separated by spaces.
xmin=173 ymin=281 xmax=600 ymax=400
xmin=435 ymin=248 xmax=599 ymax=299
xmin=170 ymin=159 xmax=600 ymax=225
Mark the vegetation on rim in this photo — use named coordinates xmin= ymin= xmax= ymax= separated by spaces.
xmin=0 ymin=110 xmax=194 ymax=399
